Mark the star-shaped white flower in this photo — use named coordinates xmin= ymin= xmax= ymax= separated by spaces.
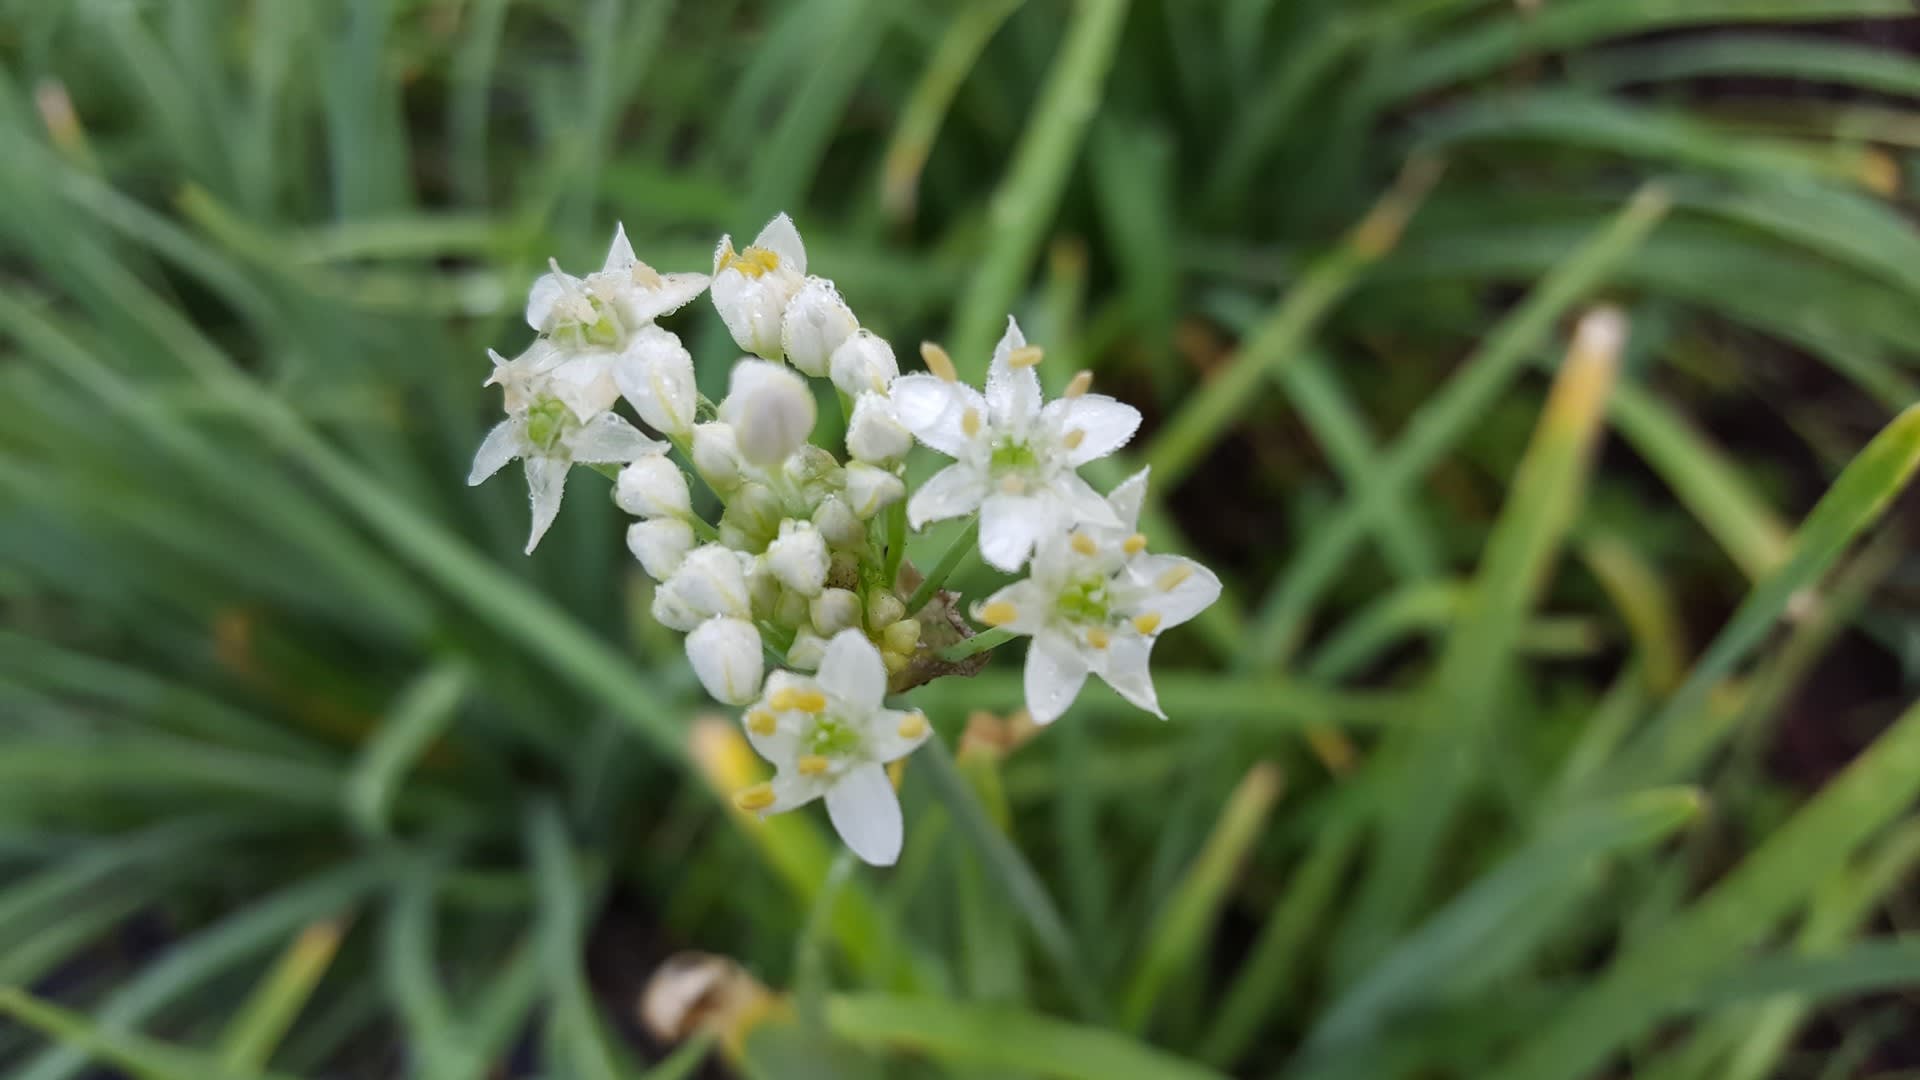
xmin=469 ymin=393 xmax=666 ymax=553
xmin=733 ymin=630 xmax=931 ymax=866
xmin=711 ymin=214 xmax=807 ymax=360
xmin=526 ymin=224 xmax=709 ymax=346
xmin=891 ymin=317 xmax=1142 ymax=570
xmin=972 ymin=469 xmax=1220 ymax=725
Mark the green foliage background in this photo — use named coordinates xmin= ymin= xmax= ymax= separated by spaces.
xmin=3 ymin=1 xmax=1920 ymax=1077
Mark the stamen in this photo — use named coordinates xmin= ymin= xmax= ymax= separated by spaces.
xmin=920 ymin=342 xmax=958 ymax=382
xmin=978 ymin=601 xmax=1019 ymax=627
xmin=768 ymin=687 xmax=803 ymax=711
xmin=793 ymin=689 xmax=827 ymax=713
xmin=1062 ymin=428 xmax=1086 ymax=450
xmin=797 ymin=755 xmax=830 ymax=777
xmin=1086 ymin=627 xmax=1111 ymax=649
xmin=746 ymin=709 xmax=778 ymax=736
xmin=734 ymin=783 xmax=775 ymax=812
xmin=897 ymin=712 xmax=929 ymax=739
xmin=1070 ymin=533 xmax=1097 ymax=556
xmin=1123 ymin=533 xmax=1148 ymax=555
xmin=1007 ymin=344 xmax=1044 ymax=369
xmin=961 ymin=408 xmax=982 ymax=436
xmin=1133 ymin=612 xmax=1162 ymax=635
xmin=1156 ymin=565 xmax=1193 ymax=591
xmin=1064 ymin=370 xmax=1094 ymax=398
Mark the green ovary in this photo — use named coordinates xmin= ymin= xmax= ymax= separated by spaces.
xmin=806 ymin=715 xmax=865 ymax=758
xmin=524 ymin=397 xmax=574 ymax=453
xmin=990 ymin=438 xmax=1041 ymax=473
xmin=1055 ymin=576 xmax=1111 ymax=624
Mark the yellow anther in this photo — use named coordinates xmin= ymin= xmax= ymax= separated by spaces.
xmin=1069 ymin=533 xmax=1098 ymax=556
xmin=1157 ymin=564 xmax=1194 ymax=591
xmin=978 ymin=601 xmax=1019 ymax=627
xmin=1086 ymin=627 xmax=1111 ymax=649
xmin=746 ymin=709 xmax=778 ymax=736
xmin=734 ymin=783 xmax=776 ymax=812
xmin=1062 ymin=428 xmax=1086 ymax=450
xmin=920 ymin=341 xmax=958 ymax=382
xmin=768 ymin=687 xmax=802 ymax=711
xmin=1007 ymin=344 xmax=1044 ymax=369
xmin=897 ymin=712 xmax=929 ymax=739
xmin=793 ymin=689 xmax=827 ymax=713
xmin=797 ymin=755 xmax=830 ymax=777
xmin=719 ymin=244 xmax=781 ymax=278
xmin=962 ymin=408 xmax=982 ymax=436
xmin=1133 ymin=612 xmax=1163 ymax=635
xmin=1123 ymin=533 xmax=1148 ymax=555
xmin=1064 ymin=370 xmax=1094 ymax=398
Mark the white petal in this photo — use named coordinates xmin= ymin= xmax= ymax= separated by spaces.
xmin=985 ymin=316 xmax=1042 ymax=429
xmin=567 ymin=414 xmax=666 ymax=463
xmin=753 ymin=213 xmax=807 ymax=275
xmin=978 ymin=492 xmax=1048 ymax=571
xmin=1095 ymin=633 xmax=1163 ymax=719
xmin=889 ymin=375 xmax=986 ymax=459
xmin=1105 ymin=467 xmax=1151 ymax=535
xmin=1130 ymin=554 xmax=1222 ymax=630
xmin=1024 ymin=633 xmax=1091 ymax=726
xmin=469 ymin=420 xmax=522 ymax=485
xmin=610 ymin=272 xmax=710 ymax=327
xmin=523 ymin=456 xmax=569 ymax=554
xmin=603 ymin=222 xmax=638 ymax=273
xmin=1049 ymin=472 xmax=1122 ymax=530
xmin=826 ymin=763 xmax=903 ymax=866
xmin=545 ymin=353 xmax=621 ymax=420
xmin=815 ymin=629 xmax=887 ymax=712
xmin=525 ymin=272 xmax=570 ymax=333
xmin=626 ymin=518 xmax=694 ymax=580
xmin=1046 ymin=394 xmax=1141 ymax=466
xmin=686 ymin=617 xmax=764 ymax=706
xmin=614 ymin=327 xmax=698 ymax=438
xmin=864 ymin=707 xmax=932 ymax=764
xmin=780 ymin=276 xmax=857 ymax=377
xmin=719 ymin=360 xmax=816 ymax=464
xmin=711 ymin=233 xmax=736 ymax=274
xmin=907 ymin=463 xmax=989 ymax=529
xmin=973 ymin=579 xmax=1052 ymax=635
xmin=763 ymin=772 xmax=827 ymax=815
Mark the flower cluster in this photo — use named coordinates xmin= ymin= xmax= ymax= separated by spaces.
xmin=471 ymin=215 xmax=1219 ymax=864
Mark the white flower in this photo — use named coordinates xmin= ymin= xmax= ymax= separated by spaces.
xmin=781 ymin=277 xmax=858 ymax=377
xmin=486 ymin=338 xmax=622 ymax=423
xmin=711 ymin=214 xmax=807 ymax=359
xmin=686 ymin=616 xmax=764 ymax=706
xmin=719 ymin=360 xmax=816 ymax=465
xmin=626 ymin=518 xmax=694 ymax=580
xmin=526 ymin=224 xmax=708 ymax=345
xmin=614 ymin=455 xmax=691 ymax=520
xmin=733 ymin=630 xmax=932 ymax=865
xmin=829 ymin=330 xmax=898 ymax=399
xmin=612 ymin=325 xmax=699 ymax=439
xmin=845 ymin=392 xmax=911 ymax=465
xmin=651 ymin=544 xmax=754 ymax=631
xmin=765 ymin=520 xmax=829 ymax=597
xmin=691 ymin=422 xmax=746 ymax=493
xmin=892 ymin=317 xmax=1141 ymax=570
xmin=484 ymin=340 xmax=564 ymax=413
xmin=843 ymin=462 xmax=905 ymax=519
xmin=971 ymin=490 xmax=1220 ymax=725
xmin=469 ymin=395 xmax=666 ymax=554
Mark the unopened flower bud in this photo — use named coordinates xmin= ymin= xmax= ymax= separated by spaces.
xmin=691 ymin=422 xmax=746 ymax=493
xmin=846 ymin=392 xmax=911 ymax=464
xmin=829 ymin=330 xmax=898 ymax=398
xmin=812 ymin=496 xmax=865 ymax=549
xmin=614 ymin=456 xmax=691 ymax=520
xmin=626 ymin=518 xmax=694 ymax=581
xmin=780 ymin=277 xmax=858 ymax=377
xmin=766 ymin=520 xmax=829 ymax=597
xmin=844 ymin=462 xmax=905 ymax=518
xmin=686 ymin=617 xmax=764 ymax=706
xmin=614 ymin=326 xmax=699 ymax=439
xmin=811 ymin=588 xmax=862 ymax=636
xmin=711 ymin=215 xmax=807 ymax=358
xmin=719 ymin=360 xmax=816 ymax=465
xmin=786 ymin=629 xmax=829 ymax=672
xmin=866 ymin=592 xmax=906 ymax=634
xmin=882 ymin=618 xmax=921 ymax=654
xmin=653 ymin=544 xmax=752 ymax=630
xmin=774 ymin=587 xmax=810 ymax=629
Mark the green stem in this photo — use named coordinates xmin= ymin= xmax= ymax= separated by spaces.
xmin=937 ymin=627 xmax=1017 ymax=664
xmin=883 ymin=498 xmax=908 ymax=585
xmin=907 ymin=517 xmax=980 ymax=614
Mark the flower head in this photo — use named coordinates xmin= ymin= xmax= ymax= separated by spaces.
xmin=734 ymin=630 xmax=931 ymax=865
xmin=972 ymin=470 xmax=1219 ymax=725
xmin=527 ymin=224 xmax=708 ymax=346
xmin=711 ymin=214 xmax=807 ymax=359
xmin=469 ymin=393 xmax=666 ymax=553
xmin=892 ymin=317 xmax=1142 ymax=570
